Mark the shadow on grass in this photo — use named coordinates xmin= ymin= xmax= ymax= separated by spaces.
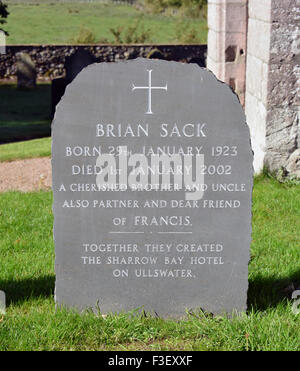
xmin=247 ymin=269 xmax=300 ymax=311
xmin=0 ymin=275 xmax=55 ymax=306
xmin=0 ymin=123 xmax=51 ymax=144
xmin=1 ymin=270 xmax=299 ymax=311
xmin=0 ymin=84 xmax=52 ymax=144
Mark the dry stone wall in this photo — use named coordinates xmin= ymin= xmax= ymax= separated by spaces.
xmin=0 ymin=44 xmax=207 ymax=79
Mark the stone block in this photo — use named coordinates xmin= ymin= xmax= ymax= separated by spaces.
xmin=207 ymin=3 xmax=222 ymax=32
xmin=248 ymin=0 xmax=272 ymax=23
xmin=206 ymin=56 xmax=225 ymax=80
xmin=247 ymin=19 xmax=271 ymax=63
xmin=207 ymin=29 xmax=225 ymax=63
xmin=266 ymin=120 xmax=298 ymax=155
xmin=245 ymin=54 xmax=264 ymax=99
xmin=270 ymin=25 xmax=300 ymax=65
xmin=245 ymin=92 xmax=267 ymax=173
xmin=271 ymin=0 xmax=299 ymax=24
xmin=286 ymin=149 xmax=300 ymax=177
xmin=226 ymin=3 xmax=248 ymax=33
xmin=268 ymin=63 xmax=299 ymax=107
xmin=265 ymin=151 xmax=290 ymax=172
xmin=261 ymin=61 xmax=269 ymax=104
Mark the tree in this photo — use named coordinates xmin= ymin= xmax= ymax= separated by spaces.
xmin=0 ymin=1 xmax=9 ymax=35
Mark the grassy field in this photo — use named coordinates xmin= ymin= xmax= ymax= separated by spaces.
xmin=0 ymin=175 xmax=299 ymax=351
xmin=4 ymin=3 xmax=207 ymax=44
xmin=0 ymin=84 xmax=51 ymax=144
xmin=0 ymin=137 xmax=51 ymax=162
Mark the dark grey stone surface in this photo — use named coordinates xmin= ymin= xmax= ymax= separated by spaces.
xmin=65 ymin=49 xmax=96 ymax=82
xmin=51 ymin=50 xmax=96 ymax=117
xmin=52 ymin=58 xmax=253 ymax=317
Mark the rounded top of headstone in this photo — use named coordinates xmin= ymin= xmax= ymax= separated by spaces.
xmin=54 ymin=58 xmax=246 ymax=125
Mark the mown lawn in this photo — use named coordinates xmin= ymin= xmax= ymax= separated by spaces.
xmin=0 ymin=175 xmax=299 ymax=351
xmin=5 ymin=3 xmax=207 ymax=45
xmin=0 ymin=137 xmax=51 ymax=162
xmin=0 ymin=84 xmax=51 ymax=144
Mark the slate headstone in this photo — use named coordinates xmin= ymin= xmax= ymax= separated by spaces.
xmin=16 ymin=52 xmax=36 ymax=89
xmin=51 ymin=77 xmax=68 ymax=119
xmin=52 ymin=58 xmax=253 ymax=317
xmin=65 ymin=49 xmax=96 ymax=83
xmin=51 ymin=49 xmax=96 ymax=117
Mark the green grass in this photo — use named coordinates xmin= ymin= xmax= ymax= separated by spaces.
xmin=5 ymin=3 xmax=207 ymax=44
xmin=0 ymin=176 xmax=299 ymax=351
xmin=0 ymin=84 xmax=51 ymax=144
xmin=0 ymin=137 xmax=51 ymax=162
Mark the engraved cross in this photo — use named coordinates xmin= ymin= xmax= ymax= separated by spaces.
xmin=132 ymin=69 xmax=168 ymax=114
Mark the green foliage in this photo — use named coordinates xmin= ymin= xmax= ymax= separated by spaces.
xmin=0 ymin=83 xmax=51 ymax=144
xmin=0 ymin=137 xmax=51 ymax=162
xmin=109 ymin=16 xmax=152 ymax=44
xmin=0 ymin=1 xmax=9 ymax=35
xmin=142 ymin=0 xmax=168 ymax=14
xmin=146 ymin=48 xmax=167 ymax=59
xmin=71 ymin=26 xmax=97 ymax=44
xmin=140 ymin=0 xmax=207 ymax=17
xmin=5 ymin=3 xmax=207 ymax=45
xmin=276 ymin=167 xmax=300 ymax=186
xmin=263 ymin=165 xmax=300 ymax=187
xmin=180 ymin=0 xmax=207 ymax=18
xmin=175 ymin=18 xmax=204 ymax=43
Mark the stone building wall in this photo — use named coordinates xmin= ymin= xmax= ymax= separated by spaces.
xmin=0 ymin=44 xmax=207 ymax=79
xmin=208 ymin=0 xmax=300 ymax=176
xmin=245 ymin=0 xmax=300 ymax=176
xmin=265 ymin=0 xmax=299 ymax=176
xmin=207 ymin=0 xmax=248 ymax=106
xmin=244 ymin=0 xmax=271 ymax=173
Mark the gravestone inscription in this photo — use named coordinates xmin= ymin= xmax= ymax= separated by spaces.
xmin=52 ymin=58 xmax=253 ymax=317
